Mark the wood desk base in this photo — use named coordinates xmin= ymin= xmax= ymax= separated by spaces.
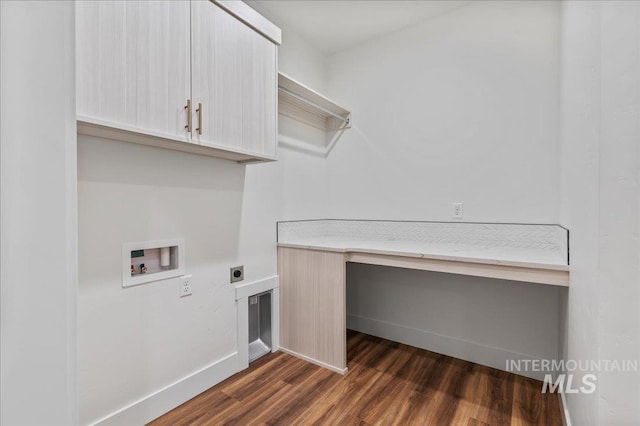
xmin=278 ymin=247 xmax=347 ymax=373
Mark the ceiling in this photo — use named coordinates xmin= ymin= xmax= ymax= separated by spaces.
xmin=246 ymin=0 xmax=470 ymax=55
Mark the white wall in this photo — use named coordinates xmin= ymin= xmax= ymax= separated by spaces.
xmin=560 ymin=1 xmax=640 ymax=424
xmin=277 ymin=21 xmax=326 ymax=93
xmin=325 ymin=1 xmax=563 ymax=376
xmin=77 ymin=13 xmax=329 ymax=426
xmin=78 ymin=140 xmax=249 ymax=424
xmin=265 ymin=19 xmax=330 ymax=220
xmin=559 ymin=2 xmax=602 ymax=422
xmin=0 ymin=1 xmax=78 ymax=425
xmin=326 ymin=0 xmax=561 ymax=222
xmin=597 ymin=3 xmax=640 ymax=420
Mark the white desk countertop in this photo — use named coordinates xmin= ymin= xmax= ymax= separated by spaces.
xmin=278 ymin=238 xmax=569 ymax=271
xmin=277 ymin=220 xmax=570 ymax=274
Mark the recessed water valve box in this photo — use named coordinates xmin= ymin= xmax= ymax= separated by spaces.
xmin=122 ymin=238 xmax=185 ymax=287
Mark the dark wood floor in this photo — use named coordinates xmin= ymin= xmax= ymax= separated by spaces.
xmin=150 ymin=331 xmax=563 ymax=426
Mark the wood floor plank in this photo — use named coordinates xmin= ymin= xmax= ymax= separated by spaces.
xmin=149 ymin=331 xmax=563 ymax=426
xmin=149 ymin=390 xmax=239 ymax=426
xmin=468 ymin=418 xmax=492 ymax=426
xmin=260 ymin=367 xmax=340 ymax=424
xmin=511 ymin=375 xmax=563 ymax=426
xmin=447 ymin=365 xmax=485 ymax=425
xmin=362 ymin=374 xmax=417 ymax=425
xmin=395 ymin=388 xmax=442 ymax=425
xmin=476 ymin=367 xmax=516 ymax=425
xmin=208 ymin=380 xmax=292 ymax=426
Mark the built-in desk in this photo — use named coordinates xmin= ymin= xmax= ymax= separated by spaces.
xmin=276 ymin=220 xmax=569 ymax=373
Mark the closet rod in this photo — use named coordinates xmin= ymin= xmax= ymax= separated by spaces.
xmin=278 ymin=86 xmax=350 ymax=124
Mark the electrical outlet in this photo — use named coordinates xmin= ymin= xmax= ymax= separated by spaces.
xmin=180 ymin=274 xmax=192 ymax=297
xmin=230 ymin=265 xmax=244 ymax=283
xmin=453 ymin=202 xmax=463 ymax=219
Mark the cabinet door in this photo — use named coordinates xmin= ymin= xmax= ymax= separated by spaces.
xmin=76 ymin=1 xmax=190 ymax=141
xmin=242 ymin=25 xmax=277 ymax=157
xmin=191 ymin=1 xmax=277 ymax=156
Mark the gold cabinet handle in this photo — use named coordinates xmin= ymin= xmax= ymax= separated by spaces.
xmin=196 ymin=102 xmax=203 ymax=135
xmin=184 ymin=99 xmax=192 ymax=132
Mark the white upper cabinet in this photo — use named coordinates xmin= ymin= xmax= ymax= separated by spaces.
xmin=191 ymin=1 xmax=277 ymax=157
xmin=243 ymin=22 xmax=277 ymax=157
xmin=76 ymin=0 xmax=280 ymax=163
xmin=76 ymin=0 xmax=191 ymax=141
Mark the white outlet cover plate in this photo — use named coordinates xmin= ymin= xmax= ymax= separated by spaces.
xmin=453 ymin=202 xmax=463 ymax=219
xmin=180 ymin=274 xmax=192 ymax=297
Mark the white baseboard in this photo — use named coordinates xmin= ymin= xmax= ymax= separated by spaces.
xmin=90 ymin=352 xmax=238 ymax=426
xmin=559 ymin=392 xmax=572 ymax=426
xmin=347 ymin=314 xmax=547 ymax=381
xmin=278 ymin=347 xmax=348 ymax=375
